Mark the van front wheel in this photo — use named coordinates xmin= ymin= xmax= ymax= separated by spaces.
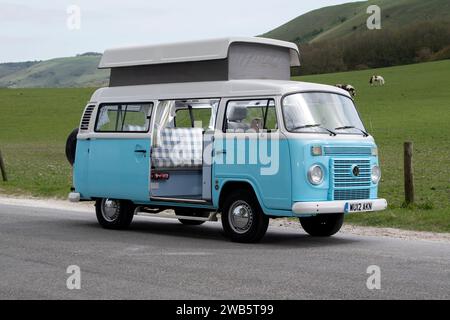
xmin=221 ymin=190 xmax=269 ymax=243
xmin=299 ymin=213 xmax=344 ymax=237
xmin=95 ymin=198 xmax=135 ymax=230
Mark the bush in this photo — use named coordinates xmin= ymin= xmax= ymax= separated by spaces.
xmin=415 ymin=47 xmax=432 ymax=62
xmin=430 ymin=45 xmax=450 ymax=61
xmin=355 ymin=64 xmax=369 ymax=70
xmin=296 ymin=20 xmax=450 ymax=75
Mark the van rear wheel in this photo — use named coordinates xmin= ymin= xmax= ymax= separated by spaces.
xmin=299 ymin=213 xmax=344 ymax=237
xmin=65 ymin=128 xmax=78 ymax=166
xmin=221 ymin=189 xmax=269 ymax=243
xmin=95 ymin=198 xmax=135 ymax=230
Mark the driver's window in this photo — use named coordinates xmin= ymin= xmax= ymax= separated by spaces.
xmin=225 ymin=99 xmax=277 ymax=132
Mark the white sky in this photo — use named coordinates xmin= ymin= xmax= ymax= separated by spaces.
xmin=0 ymin=0 xmax=363 ymax=62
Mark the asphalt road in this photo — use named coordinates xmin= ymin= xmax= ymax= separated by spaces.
xmin=0 ymin=203 xmax=449 ymax=300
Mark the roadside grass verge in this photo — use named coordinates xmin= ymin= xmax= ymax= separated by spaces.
xmin=0 ymin=88 xmax=95 ymax=198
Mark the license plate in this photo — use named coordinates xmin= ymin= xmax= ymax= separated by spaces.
xmin=345 ymin=201 xmax=373 ymax=213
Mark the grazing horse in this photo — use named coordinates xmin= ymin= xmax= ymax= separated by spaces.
xmin=335 ymin=84 xmax=356 ymax=97
xmin=370 ymin=75 xmax=385 ymax=86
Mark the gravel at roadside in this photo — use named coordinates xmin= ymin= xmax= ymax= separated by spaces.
xmin=271 ymin=217 xmax=450 ymax=243
xmin=1 ymin=195 xmax=449 ymax=243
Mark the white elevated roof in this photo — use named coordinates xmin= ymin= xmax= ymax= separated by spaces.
xmin=99 ymin=37 xmax=300 ymax=69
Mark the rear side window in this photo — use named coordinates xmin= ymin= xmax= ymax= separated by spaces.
xmin=175 ymin=108 xmax=212 ymax=129
xmin=225 ymin=99 xmax=277 ymax=132
xmin=95 ymin=103 xmax=153 ymax=132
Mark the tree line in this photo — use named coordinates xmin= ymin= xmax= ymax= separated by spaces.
xmin=294 ymin=21 xmax=450 ymax=75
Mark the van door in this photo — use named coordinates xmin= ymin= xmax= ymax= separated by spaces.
xmin=86 ymin=102 xmax=154 ymax=202
xmin=149 ymin=99 xmax=218 ymax=201
xmin=212 ymin=97 xmax=292 ymax=210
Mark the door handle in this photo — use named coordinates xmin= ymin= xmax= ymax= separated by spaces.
xmin=134 ymin=149 xmax=147 ymax=154
xmin=215 ymin=150 xmax=226 ymax=155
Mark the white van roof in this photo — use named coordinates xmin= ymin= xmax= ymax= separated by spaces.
xmin=99 ymin=37 xmax=300 ymax=69
xmin=90 ymin=80 xmax=349 ymax=103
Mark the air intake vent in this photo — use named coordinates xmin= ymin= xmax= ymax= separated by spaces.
xmin=80 ymin=105 xmax=95 ymax=131
xmin=324 ymin=146 xmax=372 ymax=156
xmin=331 ymin=159 xmax=371 ymax=200
xmin=334 ymin=189 xmax=370 ymax=200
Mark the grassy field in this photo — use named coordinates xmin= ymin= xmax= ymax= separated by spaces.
xmin=0 ymin=88 xmax=95 ymax=197
xmin=295 ymin=60 xmax=450 ymax=232
xmin=0 ymin=60 xmax=449 ymax=232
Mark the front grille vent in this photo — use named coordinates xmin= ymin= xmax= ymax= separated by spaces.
xmin=334 ymin=189 xmax=370 ymax=200
xmin=332 ymin=159 xmax=371 ymax=200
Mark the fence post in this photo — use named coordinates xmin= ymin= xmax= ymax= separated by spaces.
xmin=0 ymin=148 xmax=7 ymax=182
xmin=404 ymin=142 xmax=414 ymax=204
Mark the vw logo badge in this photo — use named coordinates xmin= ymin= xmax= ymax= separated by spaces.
xmin=352 ymin=165 xmax=360 ymax=177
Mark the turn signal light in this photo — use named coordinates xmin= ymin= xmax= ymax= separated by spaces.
xmin=311 ymin=146 xmax=322 ymax=156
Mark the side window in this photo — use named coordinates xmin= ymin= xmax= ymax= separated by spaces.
xmin=95 ymin=103 xmax=152 ymax=132
xmin=175 ymin=108 xmax=212 ymax=129
xmin=225 ymin=99 xmax=277 ymax=132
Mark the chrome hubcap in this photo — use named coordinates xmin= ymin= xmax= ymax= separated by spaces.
xmin=229 ymin=201 xmax=253 ymax=234
xmin=101 ymin=199 xmax=120 ymax=222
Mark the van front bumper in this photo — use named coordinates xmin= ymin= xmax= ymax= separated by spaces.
xmin=292 ymin=198 xmax=387 ymax=215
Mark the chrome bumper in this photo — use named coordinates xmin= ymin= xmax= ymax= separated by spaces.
xmin=292 ymin=198 xmax=387 ymax=215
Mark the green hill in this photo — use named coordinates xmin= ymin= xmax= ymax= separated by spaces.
xmin=0 ymin=54 xmax=109 ymax=88
xmin=0 ymin=61 xmax=40 ymax=79
xmin=262 ymin=0 xmax=450 ymax=43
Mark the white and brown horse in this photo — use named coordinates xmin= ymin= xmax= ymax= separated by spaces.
xmin=335 ymin=84 xmax=356 ymax=97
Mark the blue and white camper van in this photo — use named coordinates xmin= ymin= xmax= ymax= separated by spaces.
xmin=66 ymin=37 xmax=387 ymax=243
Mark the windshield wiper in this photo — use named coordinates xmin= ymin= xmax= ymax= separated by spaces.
xmin=292 ymin=124 xmax=336 ymax=136
xmin=335 ymin=126 xmax=369 ymax=137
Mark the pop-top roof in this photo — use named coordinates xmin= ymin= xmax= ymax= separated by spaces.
xmin=99 ymin=37 xmax=300 ymax=69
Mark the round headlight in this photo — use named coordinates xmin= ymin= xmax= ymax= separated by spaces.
xmin=371 ymin=165 xmax=381 ymax=184
xmin=308 ymin=165 xmax=324 ymax=185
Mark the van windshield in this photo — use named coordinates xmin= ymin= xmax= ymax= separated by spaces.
xmin=282 ymin=92 xmax=366 ymax=135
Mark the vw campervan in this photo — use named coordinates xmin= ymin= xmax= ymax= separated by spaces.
xmin=66 ymin=37 xmax=387 ymax=243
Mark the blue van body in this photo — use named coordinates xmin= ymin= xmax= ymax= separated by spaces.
xmin=71 ymin=80 xmax=387 ymax=219
xmin=211 ymin=138 xmax=379 ymax=217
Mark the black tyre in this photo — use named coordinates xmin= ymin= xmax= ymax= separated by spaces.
xmin=175 ymin=208 xmax=208 ymax=225
xmin=65 ymin=128 xmax=79 ymax=166
xmin=95 ymin=198 xmax=135 ymax=230
xmin=221 ymin=189 xmax=269 ymax=243
xmin=299 ymin=213 xmax=344 ymax=237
